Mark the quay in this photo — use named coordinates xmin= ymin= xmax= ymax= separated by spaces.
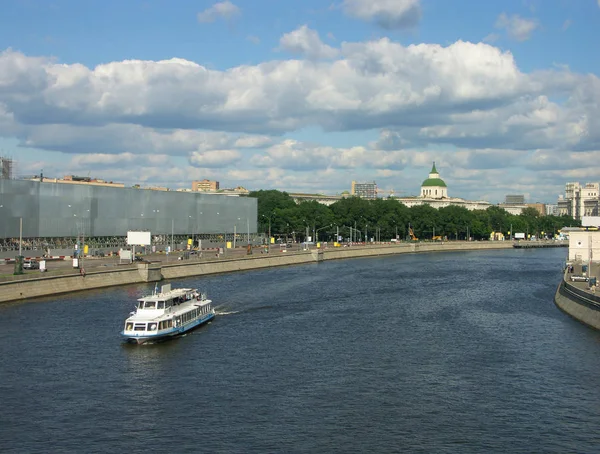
xmin=1 ymin=240 xmax=528 ymax=304
xmin=554 ymin=261 xmax=600 ymax=331
xmin=513 ymin=240 xmax=567 ymax=249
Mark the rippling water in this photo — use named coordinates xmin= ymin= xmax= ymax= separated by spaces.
xmin=2 ymin=248 xmax=599 ymax=453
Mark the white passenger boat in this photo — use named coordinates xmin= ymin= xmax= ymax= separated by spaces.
xmin=122 ymin=283 xmax=215 ymax=344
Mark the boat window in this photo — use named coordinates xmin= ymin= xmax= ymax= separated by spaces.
xmin=138 ymin=301 xmax=145 ymax=309
xmin=126 ymin=322 xmax=133 ymax=331
xmin=167 ymin=319 xmax=173 ymax=328
xmin=147 ymin=323 xmax=158 ymax=331
xmin=157 ymin=301 xmax=165 ymax=309
xmin=134 ymin=324 xmax=146 ymax=331
xmin=144 ymin=301 xmax=156 ymax=309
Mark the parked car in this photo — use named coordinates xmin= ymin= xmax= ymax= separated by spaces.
xmin=570 ymin=275 xmax=589 ymax=282
xmin=23 ymin=260 xmax=39 ymax=270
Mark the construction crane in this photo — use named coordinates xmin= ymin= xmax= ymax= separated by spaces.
xmin=376 ymin=188 xmax=396 ymax=198
xmin=408 ymin=227 xmax=418 ymax=241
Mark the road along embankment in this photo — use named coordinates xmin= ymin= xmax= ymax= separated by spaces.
xmin=0 ymin=241 xmax=514 ymax=304
xmin=554 ymin=272 xmax=600 ymax=331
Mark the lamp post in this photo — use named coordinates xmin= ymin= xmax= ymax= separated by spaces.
xmin=315 ymin=224 xmax=331 ymax=243
xmin=189 ymin=215 xmax=195 ymax=249
xmin=303 ymin=219 xmax=309 ymax=243
xmin=19 ymin=217 xmax=22 ymax=259
xmin=261 ymin=212 xmax=274 ymax=241
xmin=170 ymin=218 xmax=174 ymax=260
xmin=234 ymin=217 xmax=241 ymax=249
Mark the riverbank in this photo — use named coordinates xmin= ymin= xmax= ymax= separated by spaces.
xmin=554 ymin=261 xmax=600 ymax=331
xmin=0 ymin=241 xmax=518 ymax=303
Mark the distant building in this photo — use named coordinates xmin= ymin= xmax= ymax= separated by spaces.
xmin=351 ymin=181 xmax=377 ymax=199
xmin=505 ymin=194 xmax=525 ymax=204
xmin=31 ymin=175 xmax=125 ymax=188
xmin=498 ymin=204 xmax=525 ymax=215
xmin=395 ymin=162 xmax=491 ymax=211
xmin=557 ymin=182 xmax=600 ymax=220
xmin=0 ymin=157 xmax=13 ymax=179
xmin=221 ymin=186 xmax=249 ymax=195
xmin=527 ymin=203 xmax=546 ymax=216
xmin=496 ymin=194 xmax=527 ymax=214
xmin=289 ymin=193 xmax=347 ymax=206
xmin=192 ymin=179 xmax=220 ymax=192
xmin=546 ymin=204 xmax=558 ymax=216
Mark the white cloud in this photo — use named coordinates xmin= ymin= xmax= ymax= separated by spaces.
xmin=278 ymin=25 xmax=339 ymax=59
xmin=495 ymin=13 xmax=538 ymax=41
xmin=0 ymin=40 xmax=536 ymax=136
xmin=189 ymin=149 xmax=241 ymax=168
xmin=197 ymin=1 xmax=240 ymax=23
xmin=234 ymin=135 xmax=273 ymax=148
xmin=251 ymin=139 xmax=410 ymax=172
xmin=1 ymin=32 xmax=599 ymax=202
xmin=342 ymin=0 xmax=421 ymax=29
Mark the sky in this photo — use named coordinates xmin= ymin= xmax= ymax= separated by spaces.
xmin=0 ymin=0 xmax=599 ymax=204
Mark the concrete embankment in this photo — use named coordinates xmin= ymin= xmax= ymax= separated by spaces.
xmin=0 ymin=241 xmax=514 ymax=304
xmin=554 ymin=272 xmax=600 ymax=331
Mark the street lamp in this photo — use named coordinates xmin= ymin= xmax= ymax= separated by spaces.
xmin=315 ymin=224 xmax=332 ymax=243
xmin=261 ymin=212 xmax=275 ymax=241
xmin=303 ymin=219 xmax=310 ymax=242
xmin=234 ymin=217 xmax=241 ymax=249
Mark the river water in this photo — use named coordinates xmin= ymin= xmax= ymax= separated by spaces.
xmin=1 ymin=248 xmax=599 ymax=453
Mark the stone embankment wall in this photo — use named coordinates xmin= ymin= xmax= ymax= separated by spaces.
xmin=554 ymin=273 xmax=600 ymax=331
xmin=0 ymin=242 xmax=514 ymax=304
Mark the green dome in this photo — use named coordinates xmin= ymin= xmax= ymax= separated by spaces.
xmin=422 ymin=178 xmax=447 ymax=187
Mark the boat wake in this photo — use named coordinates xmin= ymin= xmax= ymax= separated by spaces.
xmin=214 ymin=305 xmax=273 ymax=316
xmin=215 ymin=310 xmax=241 ymax=316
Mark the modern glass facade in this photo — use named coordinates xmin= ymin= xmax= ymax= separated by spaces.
xmin=0 ymin=179 xmax=257 ymax=239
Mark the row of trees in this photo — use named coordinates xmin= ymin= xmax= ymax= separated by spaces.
xmin=249 ymin=190 xmax=579 ymax=242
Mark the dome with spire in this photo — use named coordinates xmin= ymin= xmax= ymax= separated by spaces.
xmin=420 ymin=162 xmax=448 ymax=199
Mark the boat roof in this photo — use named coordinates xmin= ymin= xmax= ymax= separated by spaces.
xmin=138 ymin=284 xmax=197 ymax=302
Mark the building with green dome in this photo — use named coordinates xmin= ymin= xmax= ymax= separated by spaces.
xmin=393 ymin=161 xmax=491 ymax=211
xmin=420 ymin=162 xmax=448 ymax=199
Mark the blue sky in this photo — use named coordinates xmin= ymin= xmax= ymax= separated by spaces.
xmin=1 ymin=0 xmax=599 ymax=203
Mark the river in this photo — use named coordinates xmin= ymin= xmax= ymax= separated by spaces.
xmin=1 ymin=247 xmax=599 ymax=453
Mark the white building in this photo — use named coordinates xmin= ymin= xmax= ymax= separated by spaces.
xmin=558 ymin=182 xmax=600 ymax=220
xmin=568 ymin=230 xmax=600 ymax=263
xmin=395 ymin=162 xmax=491 ymax=211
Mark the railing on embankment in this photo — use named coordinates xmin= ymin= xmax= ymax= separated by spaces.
xmin=0 ymin=241 xmax=515 ymax=304
xmin=554 ymin=271 xmax=600 ymax=331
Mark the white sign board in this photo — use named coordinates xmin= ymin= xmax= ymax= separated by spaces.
xmin=119 ymin=249 xmax=132 ymax=260
xmin=127 ymin=231 xmax=151 ymax=246
xmin=582 ymin=216 xmax=600 ymax=228
xmin=514 ymin=233 xmax=526 ymax=239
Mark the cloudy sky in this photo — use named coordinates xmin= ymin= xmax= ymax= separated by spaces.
xmin=1 ymin=0 xmax=599 ymax=203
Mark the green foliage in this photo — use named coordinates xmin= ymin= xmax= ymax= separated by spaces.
xmin=248 ymin=190 xmax=576 ymax=241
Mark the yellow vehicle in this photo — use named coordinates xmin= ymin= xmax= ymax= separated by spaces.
xmin=432 ymin=235 xmax=442 ymax=241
